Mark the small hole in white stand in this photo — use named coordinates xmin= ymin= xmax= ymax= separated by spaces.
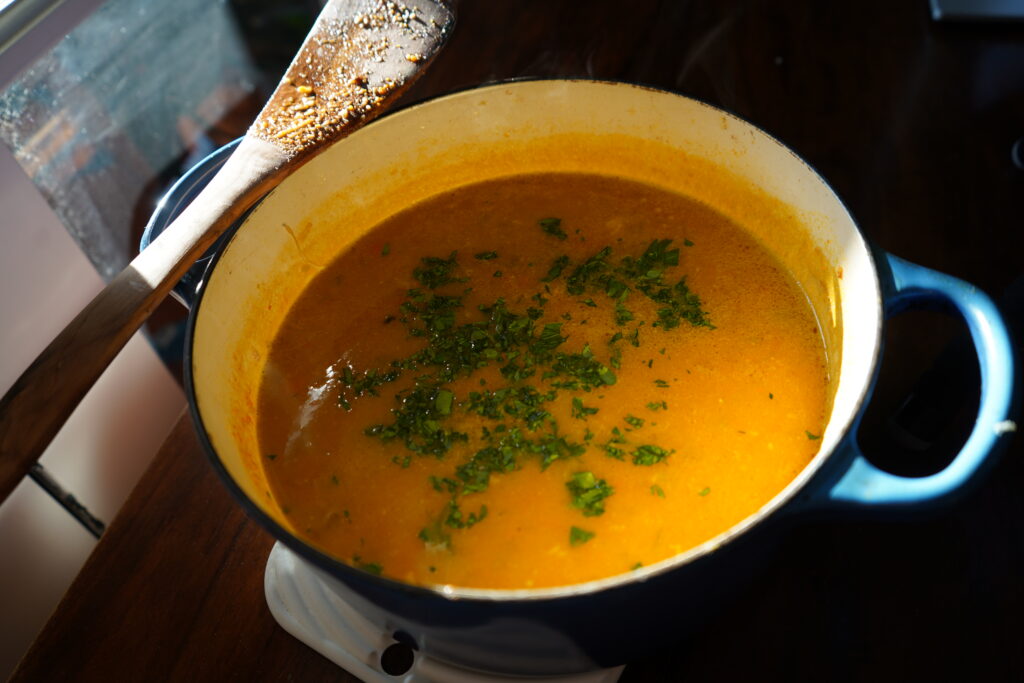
xmin=381 ymin=642 xmax=416 ymax=676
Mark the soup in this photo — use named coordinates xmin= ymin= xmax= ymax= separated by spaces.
xmin=257 ymin=172 xmax=829 ymax=589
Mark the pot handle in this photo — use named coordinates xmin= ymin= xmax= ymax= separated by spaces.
xmin=821 ymin=253 xmax=1016 ymax=509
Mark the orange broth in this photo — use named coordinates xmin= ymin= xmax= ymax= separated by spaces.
xmin=257 ymin=172 xmax=829 ymax=589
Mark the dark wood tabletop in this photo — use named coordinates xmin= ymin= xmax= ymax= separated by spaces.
xmin=12 ymin=1 xmax=1024 ymax=681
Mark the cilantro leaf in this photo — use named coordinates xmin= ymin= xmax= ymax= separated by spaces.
xmin=632 ymin=444 xmax=672 ymax=466
xmin=569 ymin=526 xmax=595 ymax=546
xmin=539 ymin=217 xmax=568 ymax=240
xmin=413 ymin=252 xmax=464 ymax=289
xmin=352 ymin=555 xmax=383 ymax=575
xmin=571 ymin=397 xmax=599 ymax=419
xmin=566 ymin=471 xmax=614 ymax=516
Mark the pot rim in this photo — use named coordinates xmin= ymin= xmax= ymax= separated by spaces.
xmin=184 ymin=77 xmax=882 ymax=603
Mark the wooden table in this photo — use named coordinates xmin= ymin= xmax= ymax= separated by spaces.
xmin=13 ymin=1 xmax=1024 ymax=680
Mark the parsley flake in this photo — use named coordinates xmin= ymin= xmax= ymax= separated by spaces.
xmin=632 ymin=444 xmax=672 ymax=466
xmin=624 ymin=414 xmax=645 ymax=429
xmin=413 ymin=252 xmax=464 ymax=289
xmin=539 ymin=217 xmax=568 ymax=240
xmin=569 ymin=526 xmax=595 ymax=546
xmin=352 ymin=555 xmax=383 ymax=575
xmin=572 ymin=397 xmax=599 ymax=419
xmin=566 ymin=471 xmax=614 ymax=516
xmin=543 ymin=255 xmax=570 ymax=282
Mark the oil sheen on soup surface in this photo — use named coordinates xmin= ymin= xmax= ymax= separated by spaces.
xmin=258 ymin=173 xmax=829 ymax=590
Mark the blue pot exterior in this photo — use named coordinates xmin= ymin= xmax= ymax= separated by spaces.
xmin=166 ymin=141 xmax=805 ymax=673
xmin=294 ymin=510 xmax=788 ymax=674
xmin=164 ymin=88 xmax=1017 ymax=673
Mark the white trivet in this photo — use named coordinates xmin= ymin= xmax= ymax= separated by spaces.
xmin=265 ymin=542 xmax=624 ymax=683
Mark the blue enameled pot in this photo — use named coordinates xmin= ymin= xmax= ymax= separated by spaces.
xmin=145 ymin=80 xmax=1017 ymax=676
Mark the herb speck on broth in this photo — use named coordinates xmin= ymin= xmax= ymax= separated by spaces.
xmin=569 ymin=526 xmax=595 ymax=546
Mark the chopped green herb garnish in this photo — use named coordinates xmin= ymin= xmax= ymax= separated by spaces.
xmin=614 ymin=302 xmax=634 ymax=325
xmin=352 ymin=555 xmax=383 ymax=575
xmin=769 ymin=393 xmax=774 ymax=400
xmin=347 ymin=234 xmax=716 ymax=551
xmin=631 ymin=562 xmax=643 ymax=570
xmin=331 ymin=474 xmax=340 ymax=485
xmin=413 ymin=252 xmax=464 ymax=289
xmin=534 ymin=432 xmax=587 ymax=469
xmin=650 ymin=484 xmax=665 ymax=497
xmin=444 ymin=500 xmax=488 ymax=529
xmin=543 ymin=254 xmax=570 ymax=282
xmin=569 ymin=526 xmax=595 ymax=546
xmin=566 ymin=471 xmax=614 ymax=516
xmin=381 ymin=243 xmax=391 ymax=256
xmin=699 ymin=486 xmax=711 ymax=496
xmin=572 ymin=397 xmax=599 ymax=419
xmin=365 ymin=382 xmax=469 ymax=457
xmin=683 ymin=238 xmax=694 ymax=247
xmin=418 ymin=517 xmax=451 ymax=549
xmin=547 ymin=346 xmax=617 ymax=390
xmin=266 ymin=453 xmax=277 ymax=461
xmin=602 ymin=427 xmax=628 ymax=460
xmin=603 ymin=444 xmax=625 ymax=460
xmin=806 ymin=431 xmax=821 ymax=440
xmin=565 ymin=246 xmax=611 ymax=295
xmin=532 ymin=322 xmax=567 ymax=354
xmin=435 ymin=389 xmax=454 ymax=415
xmin=632 ymin=444 xmax=672 ymax=466
xmin=654 ymin=379 xmax=670 ymax=388
xmin=624 ymin=414 xmax=645 ymax=429
xmin=539 ymin=217 xmax=568 ymax=240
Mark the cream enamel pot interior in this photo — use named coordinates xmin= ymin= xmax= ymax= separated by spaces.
xmin=178 ymin=80 xmax=1015 ymax=675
